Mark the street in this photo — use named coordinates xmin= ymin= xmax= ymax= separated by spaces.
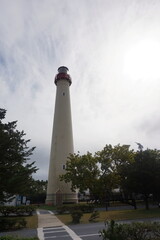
xmin=42 ymin=222 xmax=105 ymax=240
xmin=42 ymin=217 xmax=160 ymax=240
xmin=70 ymin=222 xmax=105 ymax=239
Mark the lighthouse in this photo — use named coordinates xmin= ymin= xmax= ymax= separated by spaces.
xmin=46 ymin=66 xmax=78 ymax=205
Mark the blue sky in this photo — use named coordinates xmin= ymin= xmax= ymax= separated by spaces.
xmin=1 ymin=0 xmax=160 ymax=180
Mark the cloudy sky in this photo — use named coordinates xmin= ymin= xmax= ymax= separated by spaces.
xmin=1 ymin=0 xmax=160 ymax=180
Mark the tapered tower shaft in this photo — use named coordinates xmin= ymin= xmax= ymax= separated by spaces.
xmin=46 ymin=66 xmax=78 ymax=205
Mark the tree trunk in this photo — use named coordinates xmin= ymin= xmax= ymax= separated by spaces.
xmin=105 ymin=202 xmax=108 ymax=211
xmin=132 ymin=198 xmax=137 ymax=210
xmin=144 ymin=195 xmax=149 ymax=210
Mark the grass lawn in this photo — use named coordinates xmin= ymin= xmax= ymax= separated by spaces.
xmin=37 ymin=205 xmax=56 ymax=211
xmin=56 ymin=208 xmax=160 ymax=225
xmin=0 ymin=215 xmax=38 ymax=229
xmin=24 ymin=215 xmax=38 ymax=228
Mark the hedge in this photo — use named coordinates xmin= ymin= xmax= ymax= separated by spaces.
xmin=56 ymin=203 xmax=94 ymax=214
xmin=0 ymin=206 xmax=36 ymax=217
xmin=0 ymin=218 xmax=26 ymax=231
xmin=71 ymin=210 xmax=83 ymax=224
xmin=100 ymin=220 xmax=160 ymax=240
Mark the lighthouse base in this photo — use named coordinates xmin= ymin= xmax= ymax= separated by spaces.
xmin=45 ymin=192 xmax=78 ymax=206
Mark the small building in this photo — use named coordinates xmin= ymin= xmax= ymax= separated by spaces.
xmin=2 ymin=195 xmax=28 ymax=206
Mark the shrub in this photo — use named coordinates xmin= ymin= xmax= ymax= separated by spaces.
xmin=100 ymin=220 xmax=126 ymax=240
xmin=16 ymin=206 xmax=35 ymax=216
xmin=0 ymin=237 xmax=14 ymax=240
xmin=78 ymin=204 xmax=94 ymax=213
xmin=16 ymin=218 xmax=27 ymax=229
xmin=89 ymin=211 xmax=100 ymax=222
xmin=56 ymin=203 xmax=94 ymax=215
xmin=16 ymin=206 xmax=26 ymax=216
xmin=56 ymin=205 xmax=69 ymax=214
xmin=100 ymin=220 xmax=160 ymax=240
xmin=71 ymin=210 xmax=83 ymax=224
xmin=151 ymin=222 xmax=160 ymax=238
xmin=25 ymin=206 xmax=36 ymax=216
xmin=126 ymin=222 xmax=152 ymax=240
xmin=0 ymin=206 xmax=15 ymax=217
xmin=0 ymin=218 xmax=26 ymax=231
xmin=0 ymin=206 xmax=36 ymax=216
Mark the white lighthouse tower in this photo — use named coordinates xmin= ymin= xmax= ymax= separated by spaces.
xmin=46 ymin=66 xmax=78 ymax=205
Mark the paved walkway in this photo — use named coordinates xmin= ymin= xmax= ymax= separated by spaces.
xmin=37 ymin=209 xmax=82 ymax=240
xmin=37 ymin=209 xmax=63 ymax=228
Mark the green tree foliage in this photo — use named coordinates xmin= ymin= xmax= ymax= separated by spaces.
xmin=60 ymin=144 xmax=134 ymax=203
xmin=61 ymin=143 xmax=160 ymax=210
xmin=96 ymin=144 xmax=134 ymax=201
xmin=60 ymin=152 xmax=99 ymax=195
xmin=29 ymin=180 xmax=47 ymax=204
xmin=100 ymin=220 xmax=160 ymax=240
xmin=121 ymin=147 xmax=160 ymax=209
xmin=0 ymin=108 xmax=38 ymax=202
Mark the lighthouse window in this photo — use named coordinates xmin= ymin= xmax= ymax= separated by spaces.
xmin=62 ymin=164 xmax=66 ymax=170
xmin=63 ymin=92 xmax=65 ymax=96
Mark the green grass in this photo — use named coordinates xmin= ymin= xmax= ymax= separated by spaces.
xmin=0 ymin=215 xmax=38 ymax=229
xmin=56 ymin=208 xmax=160 ymax=225
xmin=38 ymin=202 xmax=89 ymax=211
xmin=37 ymin=204 xmax=56 ymax=211
xmin=24 ymin=215 xmax=38 ymax=228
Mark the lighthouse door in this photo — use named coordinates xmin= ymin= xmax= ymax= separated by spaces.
xmin=56 ymin=189 xmax=63 ymax=205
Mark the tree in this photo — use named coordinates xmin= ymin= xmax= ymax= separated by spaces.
xmin=0 ymin=108 xmax=38 ymax=202
xmin=121 ymin=146 xmax=160 ymax=209
xmin=60 ymin=152 xmax=99 ymax=196
xmin=60 ymin=144 xmax=134 ymax=205
xmin=61 ymin=142 xmax=160 ymax=210
xmin=29 ymin=180 xmax=47 ymax=204
xmin=95 ymin=144 xmax=134 ymax=206
xmin=96 ymin=144 xmax=134 ymax=188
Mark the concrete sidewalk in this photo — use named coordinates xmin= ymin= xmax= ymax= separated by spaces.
xmin=0 ymin=209 xmax=63 ymax=238
xmin=37 ymin=209 xmax=64 ymax=228
xmin=37 ymin=209 xmax=82 ymax=240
